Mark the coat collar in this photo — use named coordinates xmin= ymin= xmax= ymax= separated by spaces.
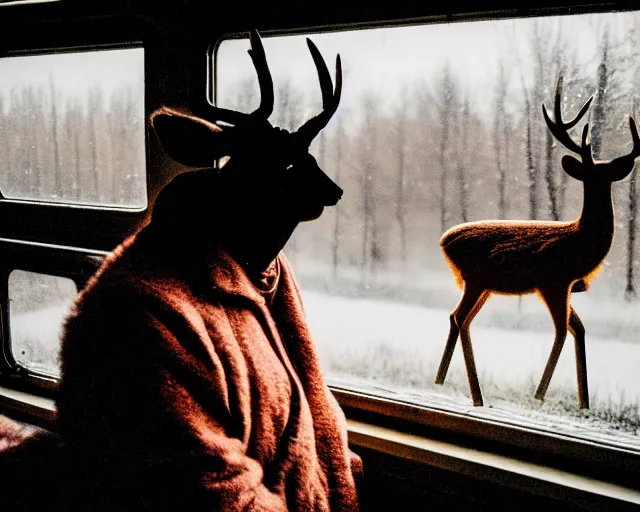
xmin=132 ymin=221 xmax=293 ymax=309
xmin=206 ymin=247 xmax=288 ymax=307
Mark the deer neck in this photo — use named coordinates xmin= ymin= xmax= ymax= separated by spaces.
xmin=223 ymin=216 xmax=299 ymax=276
xmin=577 ymin=181 xmax=615 ymax=240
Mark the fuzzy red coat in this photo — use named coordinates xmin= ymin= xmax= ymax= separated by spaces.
xmin=54 ymin=222 xmax=363 ymax=511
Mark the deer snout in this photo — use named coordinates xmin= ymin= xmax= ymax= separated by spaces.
xmin=313 ymin=170 xmax=343 ymax=206
xmin=324 ymin=183 xmax=343 ymax=206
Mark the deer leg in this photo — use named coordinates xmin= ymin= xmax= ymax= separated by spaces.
xmin=435 ymin=284 xmax=487 ymax=384
xmin=435 ymin=315 xmax=459 ymax=385
xmin=460 ymin=297 xmax=489 ymax=407
xmin=435 ymin=284 xmax=488 ymax=407
xmin=568 ymin=307 xmax=589 ymax=409
xmin=535 ymin=286 xmax=570 ymax=402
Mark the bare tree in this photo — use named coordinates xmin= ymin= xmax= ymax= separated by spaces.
xmin=494 ymin=60 xmax=509 ymax=219
xmin=625 ymin=97 xmax=639 ymax=301
xmin=49 ymin=75 xmax=61 ymax=200
xmin=394 ymin=87 xmax=409 ymax=265
xmin=20 ymin=87 xmax=36 ymax=197
xmin=519 ymin=75 xmax=537 ymax=220
xmin=435 ymin=61 xmax=458 ymax=232
xmin=7 ymin=88 xmax=20 ymax=194
xmin=591 ymin=30 xmax=611 ymax=160
xmin=70 ymin=99 xmax=82 ymax=201
xmin=331 ymin=114 xmax=345 ymax=281
xmin=626 ymin=155 xmax=638 ymax=301
xmin=456 ymin=92 xmax=470 ymax=223
xmin=360 ymin=93 xmax=381 ymax=284
xmin=537 ymin=28 xmax=561 ymax=221
xmin=87 ymin=87 xmax=103 ymax=202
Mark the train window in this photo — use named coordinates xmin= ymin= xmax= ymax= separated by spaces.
xmin=215 ymin=10 xmax=640 ymax=450
xmin=8 ymin=269 xmax=77 ymax=378
xmin=0 ymin=47 xmax=146 ymax=208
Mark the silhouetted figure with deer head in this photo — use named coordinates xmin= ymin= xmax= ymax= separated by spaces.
xmin=53 ymin=30 xmax=362 ymax=511
xmin=435 ymin=75 xmax=640 ymax=409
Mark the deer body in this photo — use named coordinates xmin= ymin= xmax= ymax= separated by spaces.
xmin=442 ymin=195 xmax=615 ymax=296
xmin=435 ymin=75 xmax=639 ymax=409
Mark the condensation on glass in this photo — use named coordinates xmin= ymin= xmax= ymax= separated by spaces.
xmin=9 ymin=270 xmax=77 ymax=378
xmin=0 ymin=47 xmax=146 ymax=208
xmin=216 ymin=11 xmax=640 ymax=450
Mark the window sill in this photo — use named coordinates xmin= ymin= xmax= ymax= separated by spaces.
xmin=331 ymin=386 xmax=640 ymax=489
xmin=0 ymin=385 xmax=56 ymax=430
xmin=347 ymin=418 xmax=640 ymax=510
xmin=1 ymin=385 xmax=639 ymax=510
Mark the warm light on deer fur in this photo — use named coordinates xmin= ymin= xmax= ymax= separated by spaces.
xmin=434 ymin=75 xmax=640 ymax=409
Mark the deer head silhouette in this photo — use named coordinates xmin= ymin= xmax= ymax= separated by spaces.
xmin=148 ymin=29 xmax=343 ymax=272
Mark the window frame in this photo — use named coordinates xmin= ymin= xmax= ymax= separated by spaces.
xmin=0 ymin=240 xmax=106 ymax=398
xmin=0 ymin=42 xmax=148 ymax=211
xmin=0 ymin=13 xmax=158 ymax=398
xmin=209 ymin=8 xmax=640 ymax=490
xmin=0 ymin=13 xmax=164 ymax=253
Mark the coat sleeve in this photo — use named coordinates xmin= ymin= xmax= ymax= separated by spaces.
xmin=325 ymin=386 xmax=365 ymax=496
xmin=57 ymin=285 xmax=287 ymax=511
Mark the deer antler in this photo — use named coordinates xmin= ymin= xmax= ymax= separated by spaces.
xmin=627 ymin=117 xmax=640 ymax=158
xmin=202 ymin=30 xmax=341 ymax=147
xmin=204 ymin=29 xmax=275 ymax=125
xmin=246 ymin=29 xmax=274 ymax=119
xmin=614 ymin=116 xmax=640 ymax=161
xmin=542 ymin=75 xmax=594 ymax=164
xmin=294 ymin=39 xmax=342 ymax=148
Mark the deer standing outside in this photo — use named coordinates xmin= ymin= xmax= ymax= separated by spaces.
xmin=434 ymin=75 xmax=640 ymax=409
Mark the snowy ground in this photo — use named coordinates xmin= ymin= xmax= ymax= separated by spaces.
xmin=8 ymin=282 xmax=640 ymax=449
xmin=9 ymin=304 xmax=71 ymax=378
xmin=302 ymin=290 xmax=640 ymax=403
xmin=299 ymin=287 xmax=640 ymax=448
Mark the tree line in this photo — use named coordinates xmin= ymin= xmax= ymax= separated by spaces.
xmin=0 ymin=16 xmax=638 ymax=304
xmin=222 ymin=18 xmax=640 ymax=302
xmin=0 ymin=79 xmax=146 ymax=207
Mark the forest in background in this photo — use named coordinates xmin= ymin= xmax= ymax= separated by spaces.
xmin=0 ymin=80 xmax=146 ymax=207
xmin=219 ymin=14 xmax=640 ymax=305
xmin=1 ymin=14 xmax=639 ymax=321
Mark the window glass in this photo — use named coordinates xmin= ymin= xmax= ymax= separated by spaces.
xmin=216 ymin=11 xmax=640 ymax=449
xmin=9 ymin=270 xmax=77 ymax=378
xmin=0 ymin=47 xmax=146 ymax=207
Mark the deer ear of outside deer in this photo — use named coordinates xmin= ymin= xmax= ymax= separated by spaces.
xmin=561 ymin=155 xmax=586 ymax=181
xmin=150 ymin=109 xmax=232 ymax=168
xmin=605 ymin=116 xmax=640 ymax=182
xmin=606 ymin=156 xmax=637 ymax=182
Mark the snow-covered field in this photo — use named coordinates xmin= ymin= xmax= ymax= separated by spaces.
xmin=299 ymin=287 xmax=640 ymax=448
xmin=9 ymin=303 xmax=71 ymax=378
xmin=302 ymin=290 xmax=640 ymax=402
xmin=9 ymin=283 xmax=640 ymax=449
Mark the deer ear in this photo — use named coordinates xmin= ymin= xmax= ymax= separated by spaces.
xmin=607 ymin=155 xmax=636 ymax=182
xmin=150 ymin=108 xmax=231 ymax=167
xmin=561 ymin=155 xmax=585 ymax=181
